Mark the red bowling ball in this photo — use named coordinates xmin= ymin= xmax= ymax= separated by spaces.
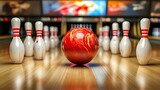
xmin=61 ymin=27 xmax=98 ymax=64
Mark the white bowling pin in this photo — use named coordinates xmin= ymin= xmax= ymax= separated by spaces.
xmin=89 ymin=24 xmax=92 ymax=30
xmin=80 ymin=24 xmax=82 ymax=27
xmin=54 ymin=27 xmax=59 ymax=46
xmin=136 ymin=18 xmax=152 ymax=65
xmin=110 ymin=23 xmax=120 ymax=54
xmin=34 ymin=21 xmax=45 ymax=60
xmin=77 ymin=24 xmax=79 ymax=28
xmin=74 ymin=24 xmax=76 ymax=28
xmin=9 ymin=17 xmax=25 ymax=63
xmin=86 ymin=24 xmax=89 ymax=29
xmin=50 ymin=26 xmax=56 ymax=48
xmin=44 ymin=25 xmax=50 ymax=51
xmin=102 ymin=26 xmax=110 ymax=51
xmin=24 ymin=22 xmax=34 ymax=57
xmin=98 ymin=27 xmax=103 ymax=47
xmin=119 ymin=21 xmax=132 ymax=57
xmin=71 ymin=24 xmax=73 ymax=30
xmin=83 ymin=24 xmax=85 ymax=28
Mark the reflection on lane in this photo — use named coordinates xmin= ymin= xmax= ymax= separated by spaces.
xmin=13 ymin=65 xmax=25 ymax=90
xmin=0 ymin=40 xmax=160 ymax=89
xmin=23 ymin=57 xmax=34 ymax=89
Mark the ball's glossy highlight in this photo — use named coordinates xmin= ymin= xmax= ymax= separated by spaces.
xmin=61 ymin=28 xmax=98 ymax=64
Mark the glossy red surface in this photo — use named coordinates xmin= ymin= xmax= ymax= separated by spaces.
xmin=61 ymin=28 xmax=98 ymax=64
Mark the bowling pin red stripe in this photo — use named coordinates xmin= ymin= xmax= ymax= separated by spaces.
xmin=141 ymin=29 xmax=148 ymax=38
xmin=44 ymin=31 xmax=48 ymax=36
xmin=51 ymin=31 xmax=54 ymax=36
xmin=12 ymin=28 xmax=20 ymax=30
xmin=123 ymin=30 xmax=129 ymax=36
xmin=26 ymin=30 xmax=31 ymax=36
xmin=53 ymin=32 xmax=56 ymax=36
xmin=113 ymin=30 xmax=118 ymax=36
xmin=13 ymin=33 xmax=20 ymax=37
xmin=100 ymin=31 xmax=103 ymax=36
xmin=36 ymin=30 xmax=42 ymax=37
xmin=103 ymin=31 xmax=108 ymax=36
xmin=55 ymin=31 xmax=58 ymax=35
xmin=51 ymin=31 xmax=56 ymax=36
xmin=12 ymin=28 xmax=20 ymax=37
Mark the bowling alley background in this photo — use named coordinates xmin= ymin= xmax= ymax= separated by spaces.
xmin=0 ymin=0 xmax=159 ymax=40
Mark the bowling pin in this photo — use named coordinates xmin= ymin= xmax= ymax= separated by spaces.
xmin=98 ymin=27 xmax=103 ymax=47
xmin=54 ymin=27 xmax=59 ymax=46
xmin=102 ymin=26 xmax=110 ymax=51
xmin=34 ymin=21 xmax=45 ymax=60
xmin=9 ymin=17 xmax=25 ymax=63
xmin=73 ymin=24 xmax=76 ymax=28
xmin=119 ymin=21 xmax=132 ymax=57
xmin=136 ymin=18 xmax=152 ymax=65
xmin=86 ymin=24 xmax=89 ymax=29
xmin=77 ymin=24 xmax=79 ymax=28
xmin=44 ymin=25 xmax=50 ymax=51
xmin=110 ymin=22 xmax=120 ymax=54
xmin=80 ymin=24 xmax=82 ymax=27
xmin=71 ymin=24 xmax=73 ymax=29
xmin=89 ymin=24 xmax=92 ymax=30
xmin=83 ymin=24 xmax=85 ymax=28
xmin=24 ymin=22 xmax=34 ymax=57
xmin=50 ymin=26 xmax=56 ymax=48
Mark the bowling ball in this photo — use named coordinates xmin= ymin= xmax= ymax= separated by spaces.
xmin=61 ymin=27 xmax=98 ymax=64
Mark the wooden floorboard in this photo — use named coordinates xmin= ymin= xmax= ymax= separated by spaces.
xmin=0 ymin=40 xmax=160 ymax=90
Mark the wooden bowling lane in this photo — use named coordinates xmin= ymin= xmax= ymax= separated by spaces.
xmin=0 ymin=40 xmax=160 ymax=90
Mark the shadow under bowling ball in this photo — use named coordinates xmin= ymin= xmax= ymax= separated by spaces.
xmin=62 ymin=63 xmax=101 ymax=68
xmin=62 ymin=64 xmax=98 ymax=90
xmin=61 ymin=63 xmax=89 ymax=68
xmin=72 ymin=64 xmax=88 ymax=68
xmin=86 ymin=63 xmax=101 ymax=68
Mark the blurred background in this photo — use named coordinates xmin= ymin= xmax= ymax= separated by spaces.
xmin=0 ymin=0 xmax=160 ymax=40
